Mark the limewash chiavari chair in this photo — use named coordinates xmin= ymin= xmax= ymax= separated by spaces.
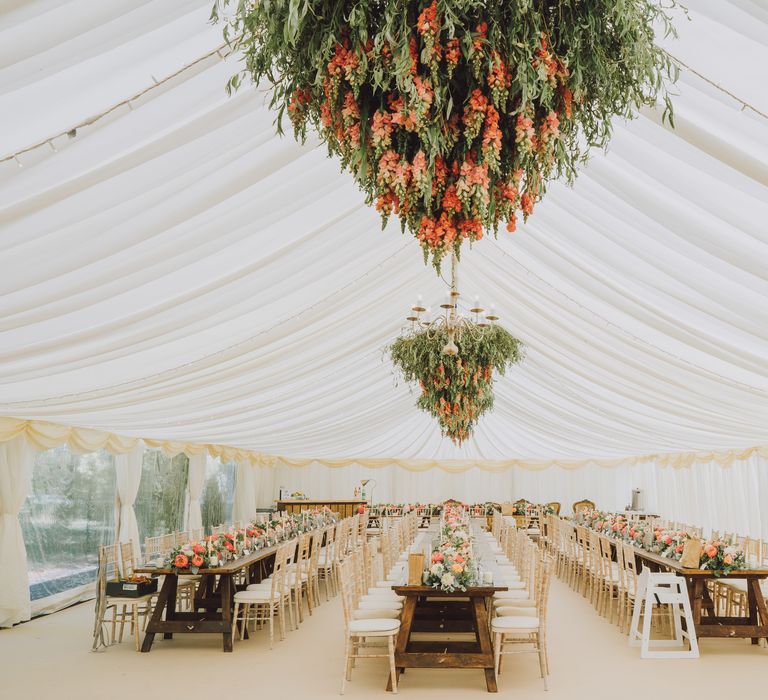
xmin=160 ymin=532 xmax=175 ymax=553
xmin=143 ymin=534 xmax=168 ymax=562
xmin=492 ymin=554 xmax=555 ymax=690
xmin=493 ymin=541 xmax=539 ymax=610
xmin=584 ymin=530 xmax=600 ymax=606
xmin=597 ymin=535 xmax=620 ymax=623
xmin=562 ymin=522 xmax=579 ymax=589
xmin=341 ymin=543 xmax=402 ymax=620
xmin=232 ymin=540 xmax=293 ymax=647
xmin=718 ymin=536 xmax=764 ymax=618
xmin=574 ymin=526 xmax=590 ymax=596
xmin=357 ymin=512 xmax=369 ymax=545
xmin=358 ymin=547 xmax=404 ymax=608
xmin=143 ymin=533 xmax=196 ymax=611
xmin=287 ymin=532 xmax=313 ymax=623
xmin=317 ymin=524 xmax=338 ymax=600
xmin=337 ymin=558 xmax=400 ymax=695
xmin=618 ymin=542 xmax=641 ymax=634
xmin=308 ymin=528 xmax=323 ymax=609
xmin=97 ymin=543 xmax=155 ymax=651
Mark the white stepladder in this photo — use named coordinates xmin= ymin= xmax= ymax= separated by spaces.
xmin=629 ymin=569 xmax=699 ymax=658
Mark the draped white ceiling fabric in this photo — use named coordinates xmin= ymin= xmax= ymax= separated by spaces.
xmin=0 ymin=0 xmax=766 ymax=466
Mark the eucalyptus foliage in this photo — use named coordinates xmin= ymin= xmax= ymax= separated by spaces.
xmin=390 ymin=325 xmax=522 ymax=443
xmin=214 ymin=0 xmax=677 ymax=270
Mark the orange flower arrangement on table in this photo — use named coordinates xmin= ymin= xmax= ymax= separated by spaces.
xmin=577 ymin=510 xmax=748 ymax=575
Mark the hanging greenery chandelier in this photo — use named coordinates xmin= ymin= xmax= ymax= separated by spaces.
xmin=389 ymin=254 xmax=523 ymax=444
xmin=214 ymin=0 xmax=677 ymax=270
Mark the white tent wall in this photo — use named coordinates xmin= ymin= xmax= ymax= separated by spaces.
xmin=271 ymin=461 xmax=516 ymax=505
xmin=271 ymin=455 xmax=768 ymax=540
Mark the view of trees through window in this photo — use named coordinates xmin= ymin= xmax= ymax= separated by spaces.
xmin=20 ymin=447 xmax=116 ymax=600
xmin=201 ymin=458 xmax=235 ymax=533
xmin=19 ymin=446 xmax=215 ymax=602
xmin=134 ymin=450 xmax=189 ymax=541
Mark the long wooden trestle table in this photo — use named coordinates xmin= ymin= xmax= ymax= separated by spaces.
xmin=387 ymin=585 xmax=508 ymax=693
xmin=135 ymin=545 xmax=280 ymax=652
xmin=622 ymin=544 xmax=768 ymax=644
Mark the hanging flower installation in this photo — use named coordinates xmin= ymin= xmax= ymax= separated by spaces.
xmin=390 ymin=324 xmax=522 ymax=444
xmin=390 ymin=251 xmax=522 ymax=444
xmin=214 ymin=0 xmax=677 ymax=269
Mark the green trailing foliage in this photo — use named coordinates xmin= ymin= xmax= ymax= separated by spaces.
xmin=389 ymin=325 xmax=523 ymax=443
xmin=213 ymin=0 xmax=678 ymax=271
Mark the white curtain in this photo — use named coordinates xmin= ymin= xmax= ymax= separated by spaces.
xmin=232 ymin=460 xmax=256 ymax=523
xmin=272 ymin=460 xmax=515 ymax=505
xmin=185 ymin=453 xmax=207 ymax=531
xmin=114 ymin=442 xmax=144 ymax=563
xmin=0 ymin=435 xmax=34 ymax=628
xmin=271 ymin=454 xmax=768 ymax=540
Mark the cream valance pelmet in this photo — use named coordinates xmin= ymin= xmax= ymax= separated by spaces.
xmin=1 ymin=417 xmax=765 ymax=474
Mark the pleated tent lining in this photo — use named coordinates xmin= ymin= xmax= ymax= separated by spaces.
xmin=0 ymin=417 xmax=766 ymax=474
xmin=0 ymin=0 xmax=766 ymax=466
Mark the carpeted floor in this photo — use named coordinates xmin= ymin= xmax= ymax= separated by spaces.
xmin=2 ymin=578 xmax=766 ymax=700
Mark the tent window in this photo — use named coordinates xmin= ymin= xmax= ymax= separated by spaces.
xmin=19 ymin=447 xmax=116 ymax=600
xmin=134 ymin=450 xmax=189 ymax=541
xmin=201 ymin=459 xmax=235 ymax=533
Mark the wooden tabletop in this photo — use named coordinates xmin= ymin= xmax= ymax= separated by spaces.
xmin=277 ymin=499 xmax=367 ymax=504
xmin=630 ymin=544 xmax=768 ymax=577
xmin=135 ymin=543 xmax=280 ymax=576
xmin=392 ymin=585 xmax=508 ymax=596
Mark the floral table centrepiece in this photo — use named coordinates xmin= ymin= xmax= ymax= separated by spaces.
xmin=163 ymin=508 xmax=338 ymax=571
xmin=699 ymin=540 xmax=746 ymax=577
xmin=213 ymin=0 xmax=677 ymax=270
xmin=575 ymin=510 xmax=748 ymax=575
xmin=390 ymin=323 xmax=522 ymax=443
xmin=425 ymin=504 xmax=478 ymax=592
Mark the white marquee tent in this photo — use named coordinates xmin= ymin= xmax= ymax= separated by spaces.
xmin=1 ymin=0 xmax=767 ymax=629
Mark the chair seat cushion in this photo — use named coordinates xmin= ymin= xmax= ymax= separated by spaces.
xmin=498 ymin=581 xmax=527 ymax=590
xmin=494 ymin=595 xmax=535 ymax=607
xmin=349 ymin=618 xmax=401 ymax=634
xmin=494 ymin=588 xmax=530 ymax=600
xmin=234 ymin=590 xmax=272 ymax=603
xmin=493 ymin=589 xmax=531 ymax=601
xmin=492 ymin=615 xmax=540 ymax=631
xmin=495 ymin=604 xmax=536 ymax=615
xmin=352 ymin=608 xmax=400 ymax=620
xmin=359 ymin=598 xmax=402 ymax=609
xmin=367 ymin=588 xmax=404 ymax=599
xmin=105 ymin=594 xmax=155 ymax=604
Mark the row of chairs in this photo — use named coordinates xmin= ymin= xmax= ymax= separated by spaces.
xmin=486 ymin=512 xmax=555 ymax=688
xmin=337 ymin=512 xmax=422 ymax=694
xmin=231 ymin=513 xmax=372 ymax=648
xmin=143 ymin=528 xmax=205 ymax=561
xmin=546 ymin=517 xmax=642 ymax=633
xmin=93 ymin=516 xmax=345 ymax=651
xmin=543 ymin=515 xmax=768 ymax=638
